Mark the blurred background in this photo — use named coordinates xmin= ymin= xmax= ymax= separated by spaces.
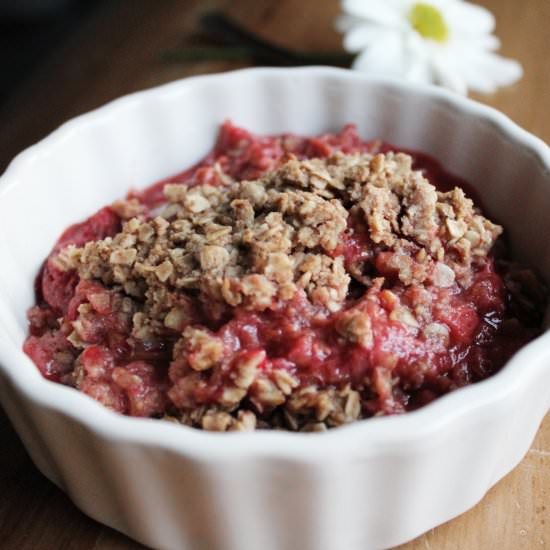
xmin=0 ymin=1 xmax=549 ymax=549
xmin=1 ymin=0 xmax=549 ymax=174
xmin=0 ymin=0 xmax=109 ymax=106
xmin=0 ymin=0 xmax=345 ymax=173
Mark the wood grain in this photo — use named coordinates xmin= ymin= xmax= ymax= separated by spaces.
xmin=0 ymin=0 xmax=549 ymax=548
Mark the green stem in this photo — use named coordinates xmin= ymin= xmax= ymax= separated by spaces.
xmin=162 ymin=47 xmax=255 ymax=62
xmin=162 ymin=46 xmax=353 ymax=66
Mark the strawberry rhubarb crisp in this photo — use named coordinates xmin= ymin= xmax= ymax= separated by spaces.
xmin=24 ymin=123 xmax=547 ymax=432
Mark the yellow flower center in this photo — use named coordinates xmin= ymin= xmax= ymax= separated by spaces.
xmin=408 ymin=3 xmax=449 ymax=43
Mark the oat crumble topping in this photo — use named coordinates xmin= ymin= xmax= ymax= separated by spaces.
xmin=59 ymin=152 xmax=501 ymax=317
xmin=24 ymin=123 xmax=546 ymax=432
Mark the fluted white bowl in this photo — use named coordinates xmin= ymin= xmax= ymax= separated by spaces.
xmin=0 ymin=67 xmax=549 ymax=550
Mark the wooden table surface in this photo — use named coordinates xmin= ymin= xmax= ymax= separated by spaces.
xmin=1 ymin=1 xmax=549 ymax=548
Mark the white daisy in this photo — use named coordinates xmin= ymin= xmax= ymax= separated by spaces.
xmin=337 ymin=0 xmax=523 ymax=95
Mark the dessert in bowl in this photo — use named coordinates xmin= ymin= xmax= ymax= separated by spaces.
xmin=23 ymin=121 xmax=545 ymax=432
xmin=1 ymin=67 xmax=550 ymax=550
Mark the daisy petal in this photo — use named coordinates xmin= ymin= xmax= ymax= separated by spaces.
xmin=432 ymin=58 xmax=468 ymax=95
xmin=467 ymin=52 xmax=523 ymax=92
xmin=405 ymin=55 xmax=433 ymax=84
xmin=438 ymin=43 xmax=523 ymax=95
xmin=342 ymin=0 xmax=403 ymax=28
xmin=444 ymin=1 xmax=496 ymax=36
xmin=351 ymin=31 xmax=407 ymax=76
xmin=447 ymin=34 xmax=500 ymax=52
xmin=343 ymin=22 xmax=387 ymax=52
xmin=468 ymin=34 xmax=501 ymax=51
xmin=456 ymin=61 xmax=500 ymax=94
xmin=403 ymin=34 xmax=433 ymax=83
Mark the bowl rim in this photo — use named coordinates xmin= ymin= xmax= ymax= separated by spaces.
xmin=1 ymin=66 xmax=550 ymax=461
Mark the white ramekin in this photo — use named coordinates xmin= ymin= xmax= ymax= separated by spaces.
xmin=0 ymin=67 xmax=549 ymax=550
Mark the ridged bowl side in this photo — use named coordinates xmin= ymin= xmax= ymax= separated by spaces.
xmin=0 ymin=68 xmax=549 ymax=550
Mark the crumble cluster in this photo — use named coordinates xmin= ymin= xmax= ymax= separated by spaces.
xmin=59 ymin=152 xmax=501 ymax=316
xmin=54 ymin=151 xmax=504 ymax=431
